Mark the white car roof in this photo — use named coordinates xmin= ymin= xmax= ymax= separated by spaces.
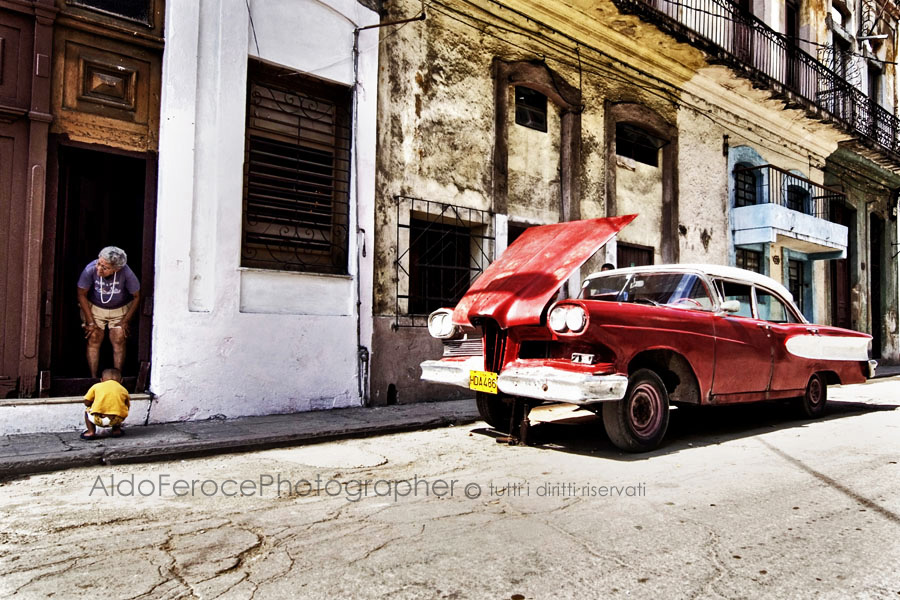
xmin=584 ymin=263 xmax=795 ymax=302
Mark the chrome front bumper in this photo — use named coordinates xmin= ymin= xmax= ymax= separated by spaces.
xmin=497 ymin=366 xmax=628 ymax=405
xmin=420 ymin=356 xmax=483 ymax=389
xmin=421 ymin=358 xmax=628 ymax=405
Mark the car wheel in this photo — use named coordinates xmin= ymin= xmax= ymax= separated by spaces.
xmin=476 ymin=392 xmax=514 ymax=432
xmin=602 ymin=369 xmax=670 ymax=452
xmin=798 ymin=373 xmax=827 ymax=418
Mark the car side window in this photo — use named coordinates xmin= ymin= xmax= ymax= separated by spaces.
xmin=715 ymin=279 xmax=753 ymax=317
xmin=755 ymin=289 xmax=800 ymax=323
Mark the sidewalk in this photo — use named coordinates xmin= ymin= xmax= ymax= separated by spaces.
xmin=0 ymin=399 xmax=480 ymax=479
xmin=3 ymin=364 xmax=898 ymax=480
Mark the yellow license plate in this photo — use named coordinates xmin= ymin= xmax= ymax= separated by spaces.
xmin=469 ymin=370 xmax=498 ymax=394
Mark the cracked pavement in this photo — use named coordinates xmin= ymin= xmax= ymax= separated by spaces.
xmin=1 ymin=379 xmax=899 ymax=599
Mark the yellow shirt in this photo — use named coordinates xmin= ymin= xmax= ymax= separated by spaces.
xmin=84 ymin=379 xmax=130 ymax=418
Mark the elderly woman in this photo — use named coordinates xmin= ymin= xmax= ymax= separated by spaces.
xmin=76 ymin=246 xmax=141 ymax=379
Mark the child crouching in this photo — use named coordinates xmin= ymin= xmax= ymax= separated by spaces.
xmin=82 ymin=368 xmax=130 ymax=440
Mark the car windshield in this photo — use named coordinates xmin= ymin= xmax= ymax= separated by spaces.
xmin=581 ymin=272 xmax=714 ymax=309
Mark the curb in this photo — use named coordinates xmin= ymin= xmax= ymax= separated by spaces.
xmin=0 ymin=408 xmax=480 ymax=480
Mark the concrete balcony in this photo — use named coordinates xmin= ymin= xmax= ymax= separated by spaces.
xmin=731 ymin=164 xmax=848 ymax=256
xmin=733 ymin=202 xmax=848 ymax=256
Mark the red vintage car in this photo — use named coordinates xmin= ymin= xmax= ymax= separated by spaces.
xmin=420 ymin=216 xmax=876 ymax=452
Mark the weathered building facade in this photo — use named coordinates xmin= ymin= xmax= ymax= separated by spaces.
xmin=2 ymin=0 xmax=381 ymax=433
xmin=371 ymin=0 xmax=900 ymax=405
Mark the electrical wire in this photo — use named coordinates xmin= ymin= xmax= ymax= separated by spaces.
xmin=245 ymin=0 xmax=261 ymax=56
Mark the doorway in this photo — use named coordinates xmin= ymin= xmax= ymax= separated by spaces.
xmin=617 ymin=242 xmax=654 ymax=268
xmin=47 ymin=145 xmax=154 ymax=394
xmin=870 ymin=213 xmax=884 ymax=358
xmin=830 ymin=201 xmax=855 ymax=330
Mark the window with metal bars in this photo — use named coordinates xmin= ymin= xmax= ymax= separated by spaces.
xmin=734 ymin=167 xmax=757 ymax=207
xmin=786 ymin=184 xmax=809 ymax=213
xmin=395 ymin=198 xmax=493 ymax=326
xmin=241 ymin=60 xmax=351 ymax=274
xmin=788 ymin=259 xmax=806 ymax=314
xmin=736 ymin=248 xmax=762 ymax=273
xmin=407 ymin=218 xmax=473 ymax=314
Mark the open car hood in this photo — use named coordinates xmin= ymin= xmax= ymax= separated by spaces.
xmin=452 ymin=215 xmax=637 ymax=329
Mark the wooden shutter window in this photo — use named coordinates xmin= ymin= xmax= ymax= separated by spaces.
xmin=242 ymin=61 xmax=351 ymax=274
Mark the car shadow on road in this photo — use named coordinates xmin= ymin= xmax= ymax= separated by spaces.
xmin=470 ymin=399 xmax=900 ymax=461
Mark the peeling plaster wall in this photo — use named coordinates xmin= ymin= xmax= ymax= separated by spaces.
xmin=151 ymin=0 xmax=379 ymax=421
xmin=372 ymin=0 xmax=900 ymax=404
xmin=507 ymin=90 xmax=562 ymax=224
xmin=674 ymin=108 xmax=729 ymax=263
xmin=616 ymin=158 xmax=663 ymax=257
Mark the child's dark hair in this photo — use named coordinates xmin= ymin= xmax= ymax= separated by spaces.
xmin=102 ymin=368 xmax=122 ymax=381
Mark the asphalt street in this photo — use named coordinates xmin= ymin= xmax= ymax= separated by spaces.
xmin=1 ymin=378 xmax=898 ymax=599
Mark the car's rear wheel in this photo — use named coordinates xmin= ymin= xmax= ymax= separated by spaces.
xmin=476 ymin=392 xmax=514 ymax=432
xmin=798 ymin=373 xmax=827 ymax=418
xmin=602 ymin=369 xmax=670 ymax=452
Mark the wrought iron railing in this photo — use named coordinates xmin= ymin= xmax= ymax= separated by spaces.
xmin=613 ymin=0 xmax=900 ymax=162
xmin=733 ymin=164 xmax=846 ymax=219
xmin=395 ymin=197 xmax=494 ymax=327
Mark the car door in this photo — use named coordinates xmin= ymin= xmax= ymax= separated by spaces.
xmin=757 ymin=287 xmax=811 ymax=393
xmin=711 ymin=279 xmax=774 ymax=400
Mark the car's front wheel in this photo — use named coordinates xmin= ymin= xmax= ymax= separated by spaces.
xmin=798 ymin=373 xmax=827 ymax=418
xmin=476 ymin=392 xmax=514 ymax=432
xmin=602 ymin=369 xmax=670 ymax=452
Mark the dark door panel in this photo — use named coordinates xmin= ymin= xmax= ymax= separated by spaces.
xmin=45 ymin=145 xmax=153 ymax=393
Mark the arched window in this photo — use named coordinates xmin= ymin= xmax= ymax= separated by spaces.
xmin=786 ymin=184 xmax=810 ymax=214
xmin=734 ymin=163 xmax=758 ymax=207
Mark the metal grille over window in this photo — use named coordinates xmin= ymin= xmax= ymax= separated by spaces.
xmin=734 ymin=168 xmax=757 ymax=207
xmin=241 ymin=61 xmax=351 ymax=275
xmin=732 ymin=165 xmax=845 ymax=219
xmin=395 ymin=197 xmax=494 ymax=327
xmin=736 ymin=248 xmax=762 ymax=273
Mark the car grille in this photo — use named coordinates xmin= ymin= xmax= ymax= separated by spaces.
xmin=442 ymin=338 xmax=483 ymax=357
xmin=482 ymin=319 xmax=508 ymax=373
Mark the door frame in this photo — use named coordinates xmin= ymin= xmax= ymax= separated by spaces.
xmin=39 ymin=137 xmax=157 ymax=394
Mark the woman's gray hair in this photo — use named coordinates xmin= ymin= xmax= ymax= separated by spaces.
xmin=99 ymin=246 xmax=128 ymax=268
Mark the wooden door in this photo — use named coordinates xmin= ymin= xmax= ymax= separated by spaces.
xmin=617 ymin=243 xmax=654 ymax=268
xmin=830 ymin=202 xmax=854 ymax=330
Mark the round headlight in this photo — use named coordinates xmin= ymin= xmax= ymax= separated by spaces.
xmin=427 ymin=310 xmax=453 ymax=338
xmin=548 ymin=306 xmax=569 ymax=333
xmin=565 ymin=306 xmax=586 ymax=332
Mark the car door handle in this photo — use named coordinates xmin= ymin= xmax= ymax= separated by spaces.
xmin=756 ymin=322 xmax=770 ymax=330
xmin=806 ymin=327 xmax=819 ymax=334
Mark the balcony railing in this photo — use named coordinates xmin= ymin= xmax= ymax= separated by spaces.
xmin=733 ymin=164 xmax=846 ymax=219
xmin=613 ymin=0 xmax=900 ymax=163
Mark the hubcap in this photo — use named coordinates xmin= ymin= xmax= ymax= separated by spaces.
xmin=808 ymin=377 xmax=823 ymax=407
xmin=629 ymin=383 xmax=661 ymax=437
